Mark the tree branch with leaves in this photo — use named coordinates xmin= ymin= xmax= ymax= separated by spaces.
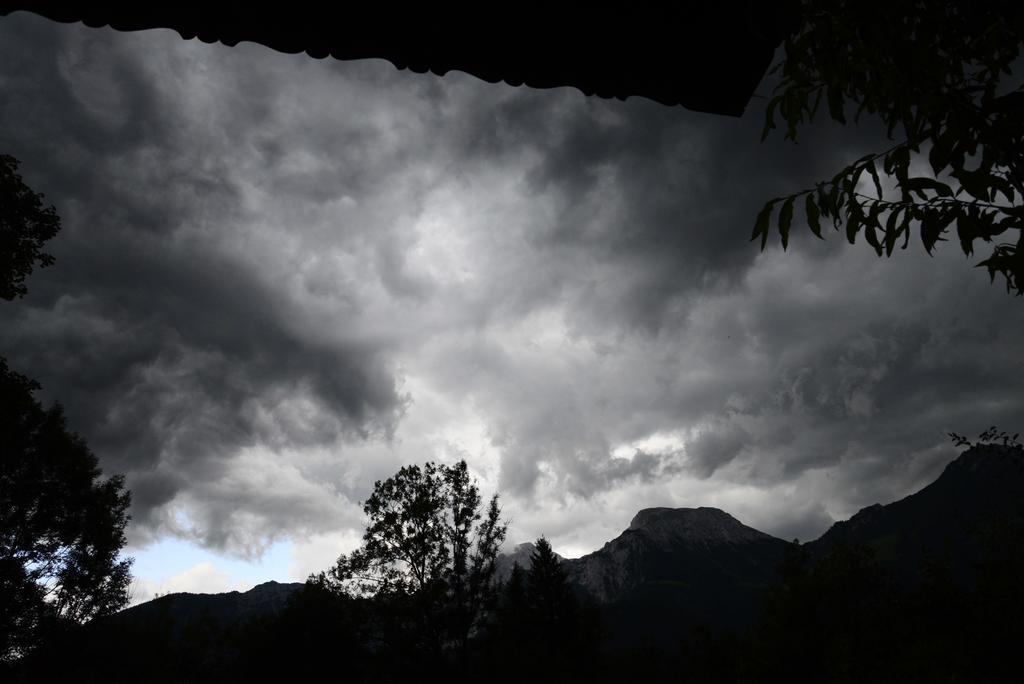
xmin=753 ymin=0 xmax=1024 ymax=294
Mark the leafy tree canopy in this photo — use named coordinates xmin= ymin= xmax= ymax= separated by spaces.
xmin=315 ymin=460 xmax=506 ymax=653
xmin=754 ymin=1 xmax=1024 ymax=294
xmin=0 ymin=154 xmax=61 ymax=301
xmin=0 ymin=359 xmax=132 ymax=663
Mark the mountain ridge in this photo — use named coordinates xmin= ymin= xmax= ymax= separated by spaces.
xmin=113 ymin=580 xmax=304 ymax=633
xmin=806 ymin=443 xmax=1024 ymax=579
xmin=115 ymin=444 xmax=1024 ymax=638
xmin=560 ymin=505 xmax=790 ymax=635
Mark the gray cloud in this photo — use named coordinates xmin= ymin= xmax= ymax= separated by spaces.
xmin=0 ymin=15 xmax=409 ymax=553
xmin=1 ymin=12 xmax=1022 ymax=565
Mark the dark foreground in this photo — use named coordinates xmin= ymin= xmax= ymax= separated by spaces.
xmin=10 ymin=444 xmax=1024 ymax=683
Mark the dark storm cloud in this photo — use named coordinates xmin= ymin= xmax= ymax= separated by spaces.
xmin=400 ymin=66 xmax=1024 ymax=541
xmin=0 ymin=14 xmax=407 ymax=551
xmin=655 ymin=243 xmax=1024 ymax=524
xmin=2 ymin=10 xmax=1022 ymax=566
xmin=686 ymin=422 xmax=752 ymax=479
xmin=447 ymin=82 xmax=891 ymax=335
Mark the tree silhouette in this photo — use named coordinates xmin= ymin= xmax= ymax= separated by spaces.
xmin=0 ymin=359 xmax=132 ymax=663
xmin=488 ymin=537 xmax=603 ymax=684
xmin=527 ymin=537 xmax=576 ymax=638
xmin=316 ymin=460 xmax=506 ymax=660
xmin=496 ymin=562 xmax=530 ymax=643
xmin=0 ymin=154 xmax=61 ymax=301
xmin=753 ymin=2 xmax=1024 ymax=294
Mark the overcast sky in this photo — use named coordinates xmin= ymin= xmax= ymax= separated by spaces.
xmin=2 ymin=12 xmax=1022 ymax=603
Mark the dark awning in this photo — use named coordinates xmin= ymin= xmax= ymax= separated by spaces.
xmin=0 ymin=2 xmax=800 ymax=116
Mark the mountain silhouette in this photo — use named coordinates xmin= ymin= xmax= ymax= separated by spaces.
xmin=96 ymin=444 xmax=1024 ymax=647
xmin=109 ymin=580 xmax=303 ymax=635
xmin=14 ymin=444 xmax=1024 ymax=682
xmin=505 ymin=444 xmax=1024 ymax=643
xmin=805 ymin=443 xmax=1024 ymax=583
xmin=559 ymin=507 xmax=790 ymax=642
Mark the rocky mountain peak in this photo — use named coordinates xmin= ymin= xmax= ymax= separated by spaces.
xmin=627 ymin=507 xmax=771 ymax=546
xmin=494 ymin=541 xmax=565 ymax=582
xmin=511 ymin=541 xmax=538 ymax=555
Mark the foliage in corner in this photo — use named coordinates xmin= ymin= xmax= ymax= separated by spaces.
xmin=0 ymin=359 xmax=133 ymax=663
xmin=753 ymin=1 xmax=1024 ymax=294
xmin=0 ymin=154 xmax=62 ymax=301
xmin=948 ymin=426 xmax=1022 ymax=449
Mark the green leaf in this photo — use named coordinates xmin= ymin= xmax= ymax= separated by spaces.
xmin=816 ymin=185 xmax=832 ymax=219
xmin=920 ymin=209 xmax=957 ymax=254
xmin=827 ymin=87 xmax=847 ymax=124
xmin=805 ymin=194 xmax=823 ymax=239
xmin=955 ymin=170 xmax=989 ymax=201
xmin=845 ymin=214 xmax=861 ymax=244
xmin=779 ymin=196 xmax=795 ymax=250
xmin=866 ymin=160 xmax=883 ymax=198
xmin=989 ymin=176 xmax=1015 ymax=204
xmin=978 ymin=210 xmax=1000 ymax=241
xmin=752 ymin=200 xmax=775 ymax=251
xmin=829 ymin=181 xmax=846 ymax=226
xmin=762 ymin=97 xmax=780 ymax=141
xmin=921 ymin=213 xmax=941 ymax=254
xmin=864 ymin=220 xmax=881 ymax=254
xmin=864 ymin=203 xmax=885 ymax=256
xmin=892 ymin=147 xmax=911 ymax=187
xmin=929 ymin=137 xmax=951 ymax=176
xmin=884 ymin=207 xmax=903 ymax=256
xmin=956 ymin=214 xmax=976 ymax=255
xmin=883 ymin=150 xmax=896 ymax=175
xmin=904 ymin=177 xmax=954 ymax=198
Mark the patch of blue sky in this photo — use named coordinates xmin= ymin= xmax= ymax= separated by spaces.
xmin=127 ymin=536 xmax=293 ymax=587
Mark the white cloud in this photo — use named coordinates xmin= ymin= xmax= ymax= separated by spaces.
xmin=287 ymin=530 xmax=364 ymax=582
